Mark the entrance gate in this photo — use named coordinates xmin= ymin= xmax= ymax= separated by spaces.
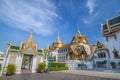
xmin=21 ymin=54 xmax=33 ymax=73
xmin=1 ymin=32 xmax=43 ymax=74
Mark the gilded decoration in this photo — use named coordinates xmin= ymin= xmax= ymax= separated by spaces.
xmin=67 ymin=45 xmax=87 ymax=60
xmin=21 ymin=32 xmax=37 ymax=54
xmin=71 ymin=28 xmax=89 ymax=44
xmin=112 ymin=47 xmax=119 ymax=58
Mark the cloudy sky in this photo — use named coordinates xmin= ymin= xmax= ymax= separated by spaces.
xmin=0 ymin=0 xmax=120 ymax=52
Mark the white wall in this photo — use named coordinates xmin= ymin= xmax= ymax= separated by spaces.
xmin=106 ymin=31 xmax=120 ymax=60
xmin=67 ymin=60 xmax=93 ymax=70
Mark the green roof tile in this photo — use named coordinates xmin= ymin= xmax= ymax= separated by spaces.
xmin=103 ymin=16 xmax=120 ymax=30
xmin=37 ymin=49 xmax=42 ymax=53
xmin=10 ymin=45 xmax=19 ymax=50
xmin=109 ymin=16 xmax=120 ymax=25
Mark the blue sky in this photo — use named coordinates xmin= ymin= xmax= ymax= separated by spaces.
xmin=0 ymin=0 xmax=120 ymax=52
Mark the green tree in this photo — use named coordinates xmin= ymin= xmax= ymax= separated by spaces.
xmin=22 ymin=56 xmax=28 ymax=68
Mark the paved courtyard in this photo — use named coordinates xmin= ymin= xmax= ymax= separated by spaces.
xmin=0 ymin=71 xmax=119 ymax=80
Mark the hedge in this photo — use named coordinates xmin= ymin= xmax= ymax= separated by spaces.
xmin=49 ymin=62 xmax=66 ymax=67
xmin=50 ymin=67 xmax=68 ymax=71
xmin=49 ymin=62 xmax=68 ymax=71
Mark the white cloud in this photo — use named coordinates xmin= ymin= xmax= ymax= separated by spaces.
xmin=84 ymin=20 xmax=88 ymax=24
xmin=83 ymin=12 xmax=99 ymax=25
xmin=0 ymin=0 xmax=60 ymax=36
xmin=86 ymin=0 xmax=95 ymax=15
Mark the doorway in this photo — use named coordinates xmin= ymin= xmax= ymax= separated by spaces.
xmin=21 ymin=54 xmax=33 ymax=73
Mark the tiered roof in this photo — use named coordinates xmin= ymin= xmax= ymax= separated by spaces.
xmin=102 ymin=16 xmax=120 ymax=37
xmin=44 ymin=28 xmax=90 ymax=53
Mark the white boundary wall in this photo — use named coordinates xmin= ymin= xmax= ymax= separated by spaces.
xmin=66 ymin=60 xmax=93 ymax=70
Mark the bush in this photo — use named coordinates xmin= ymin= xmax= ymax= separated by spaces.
xmin=37 ymin=63 xmax=46 ymax=72
xmin=78 ymin=63 xmax=87 ymax=69
xmin=102 ymin=60 xmax=107 ymax=64
xmin=50 ymin=67 xmax=68 ymax=71
xmin=49 ymin=62 xmax=68 ymax=71
xmin=6 ymin=64 xmax=16 ymax=75
xmin=110 ymin=61 xmax=116 ymax=68
xmin=118 ymin=61 xmax=120 ymax=65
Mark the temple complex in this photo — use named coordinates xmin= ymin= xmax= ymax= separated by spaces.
xmin=44 ymin=28 xmax=91 ymax=62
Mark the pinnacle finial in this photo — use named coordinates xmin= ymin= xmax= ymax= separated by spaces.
xmin=77 ymin=27 xmax=82 ymax=36
xmin=29 ymin=25 xmax=34 ymax=39
xmin=55 ymin=32 xmax=62 ymax=43
xmin=29 ymin=32 xmax=33 ymax=39
xmin=57 ymin=32 xmax=60 ymax=41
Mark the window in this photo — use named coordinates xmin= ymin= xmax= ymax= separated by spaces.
xmin=98 ymin=53 xmax=100 ymax=58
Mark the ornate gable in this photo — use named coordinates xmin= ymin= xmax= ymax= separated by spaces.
xmin=21 ymin=32 xmax=37 ymax=54
xmin=24 ymin=46 xmax=34 ymax=54
xmin=67 ymin=45 xmax=87 ymax=60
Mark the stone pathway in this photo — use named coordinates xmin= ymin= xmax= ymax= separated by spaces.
xmin=60 ymin=70 xmax=120 ymax=79
xmin=0 ymin=71 xmax=119 ymax=80
xmin=92 ymin=68 xmax=120 ymax=73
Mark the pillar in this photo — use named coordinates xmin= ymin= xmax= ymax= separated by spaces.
xmin=31 ymin=55 xmax=37 ymax=73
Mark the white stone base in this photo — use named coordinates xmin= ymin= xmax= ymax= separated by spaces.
xmin=31 ymin=70 xmax=36 ymax=73
xmin=15 ymin=71 xmax=21 ymax=74
xmin=66 ymin=60 xmax=93 ymax=70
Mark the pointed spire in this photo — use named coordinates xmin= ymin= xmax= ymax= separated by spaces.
xmin=53 ymin=32 xmax=63 ymax=48
xmin=23 ymin=25 xmax=36 ymax=53
xmin=77 ymin=27 xmax=82 ymax=36
xmin=29 ymin=32 xmax=33 ymax=39
xmin=26 ymin=25 xmax=34 ymax=43
xmin=29 ymin=24 xmax=34 ymax=39
xmin=56 ymin=32 xmax=61 ymax=42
